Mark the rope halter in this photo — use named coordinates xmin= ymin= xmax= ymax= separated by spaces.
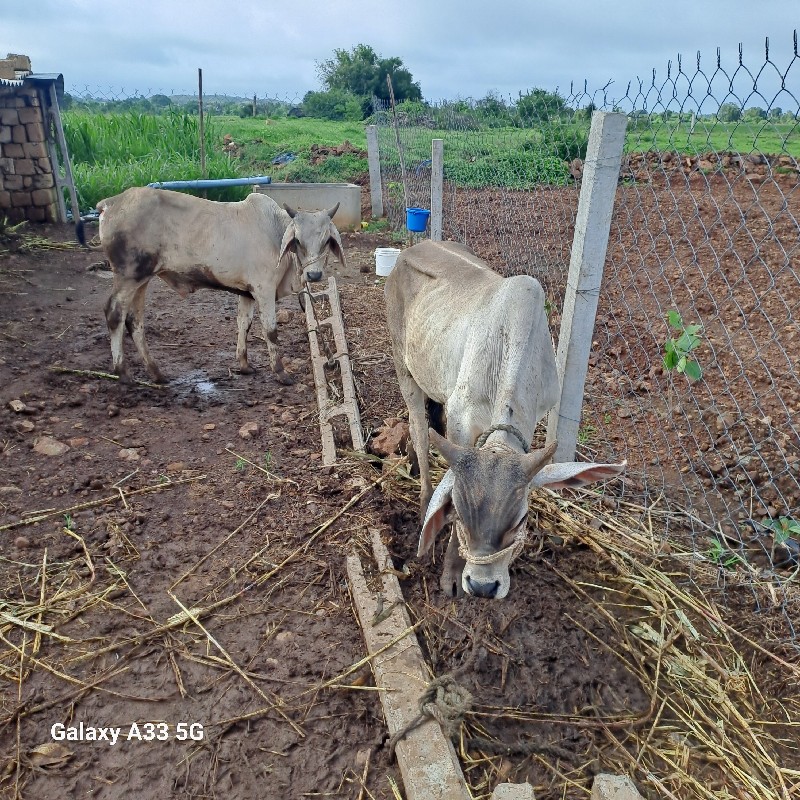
xmin=456 ymin=517 xmax=527 ymax=566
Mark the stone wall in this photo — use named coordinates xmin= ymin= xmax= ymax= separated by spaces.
xmin=0 ymin=82 xmax=59 ymax=224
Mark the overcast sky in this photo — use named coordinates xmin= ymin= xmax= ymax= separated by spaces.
xmin=4 ymin=1 xmax=798 ymax=108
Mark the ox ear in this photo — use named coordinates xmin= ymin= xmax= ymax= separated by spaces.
xmin=278 ymin=222 xmax=296 ymax=272
xmin=283 ymin=204 xmax=298 ymax=219
xmin=531 ymin=460 xmax=627 ymax=490
xmin=328 ymin=223 xmax=347 ymax=269
xmin=418 ymin=469 xmax=455 ymax=557
xmin=326 ymin=202 xmax=340 ymax=219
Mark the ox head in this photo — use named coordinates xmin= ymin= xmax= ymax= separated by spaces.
xmin=278 ymin=203 xmax=346 ymax=291
xmin=419 ymin=429 xmax=626 ymax=600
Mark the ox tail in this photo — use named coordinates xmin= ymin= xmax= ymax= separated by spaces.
xmin=75 ymin=219 xmax=102 ymax=251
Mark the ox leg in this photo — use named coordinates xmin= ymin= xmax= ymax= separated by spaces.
xmin=395 ymin=364 xmax=432 ymax=517
xmin=105 ymin=281 xmax=139 ymax=383
xmin=253 ymin=290 xmax=293 ymax=386
xmin=125 ymin=283 xmax=167 ymax=384
xmin=440 ymin=526 xmax=465 ymax=598
xmin=236 ymin=295 xmax=256 ymax=374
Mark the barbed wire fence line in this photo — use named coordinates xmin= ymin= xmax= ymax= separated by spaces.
xmin=375 ymin=35 xmax=800 ymax=646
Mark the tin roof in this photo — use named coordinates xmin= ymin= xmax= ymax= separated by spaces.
xmin=0 ymin=73 xmax=64 ymax=101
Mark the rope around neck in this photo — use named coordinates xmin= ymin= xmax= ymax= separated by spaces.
xmin=474 ymin=423 xmax=529 ymax=452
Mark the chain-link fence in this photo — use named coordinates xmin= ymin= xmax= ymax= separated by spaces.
xmin=375 ymin=35 xmax=800 ymax=642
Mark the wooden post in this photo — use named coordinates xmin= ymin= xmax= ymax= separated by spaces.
xmin=252 ymin=93 xmax=257 ymax=118
xmin=198 ymin=69 xmax=206 ymax=181
xmin=430 ymin=139 xmax=443 ymax=241
xmin=546 ymin=111 xmax=627 ymax=462
xmin=366 ymin=125 xmax=384 ymax=218
xmin=386 ymin=74 xmax=409 ymax=211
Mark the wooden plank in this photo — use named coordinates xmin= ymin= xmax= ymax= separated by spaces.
xmin=347 ymin=529 xmax=471 ymax=800
xmin=305 ymin=288 xmax=337 ymax=465
xmin=326 ymin=277 xmax=365 ymax=452
xmin=47 ymin=84 xmax=81 ymax=223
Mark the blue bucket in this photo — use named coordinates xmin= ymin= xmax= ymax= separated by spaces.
xmin=406 ymin=207 xmax=431 ymax=232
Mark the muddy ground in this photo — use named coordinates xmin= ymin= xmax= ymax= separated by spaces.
xmin=0 ymin=179 xmax=797 ymax=800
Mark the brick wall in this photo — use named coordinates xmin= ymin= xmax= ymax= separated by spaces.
xmin=0 ymin=83 xmax=59 ymax=224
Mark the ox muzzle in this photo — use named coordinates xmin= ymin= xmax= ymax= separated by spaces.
xmin=457 ymin=518 xmax=527 ymax=600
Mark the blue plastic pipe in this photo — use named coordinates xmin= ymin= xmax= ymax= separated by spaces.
xmin=147 ymin=176 xmax=272 ymax=190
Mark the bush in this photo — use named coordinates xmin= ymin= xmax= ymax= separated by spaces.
xmin=301 ymin=89 xmax=363 ymax=121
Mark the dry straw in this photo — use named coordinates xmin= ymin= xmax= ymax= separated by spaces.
xmin=384 ymin=457 xmax=799 ymax=799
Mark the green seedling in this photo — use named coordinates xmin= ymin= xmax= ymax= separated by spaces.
xmin=663 ymin=309 xmax=703 ymax=381
xmin=707 ymin=537 xmax=742 ymax=570
xmin=63 ymin=514 xmax=75 ymax=531
xmin=577 ymin=424 xmax=597 ymax=444
xmin=764 ymin=516 xmax=800 ymax=543
xmin=235 ymin=457 xmax=247 ymax=471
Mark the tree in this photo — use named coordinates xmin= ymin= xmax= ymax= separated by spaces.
xmin=515 ymin=88 xmax=568 ymax=124
xmin=743 ymin=106 xmax=767 ymax=121
xmin=315 ymin=44 xmax=421 ymax=116
xmin=150 ymin=94 xmax=172 ymax=110
xmin=718 ymin=102 xmax=741 ymax=122
xmin=301 ymin=89 xmax=362 ymax=121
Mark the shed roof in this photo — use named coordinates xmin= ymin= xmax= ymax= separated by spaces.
xmin=0 ymin=73 xmax=64 ymax=103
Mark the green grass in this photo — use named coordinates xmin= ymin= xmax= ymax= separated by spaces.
xmin=64 ymin=110 xmax=243 ymax=209
xmin=215 ymin=116 xmax=369 ymax=182
xmin=626 ymin=116 xmax=799 ymax=156
xmin=64 ymin=110 xmax=799 ymax=213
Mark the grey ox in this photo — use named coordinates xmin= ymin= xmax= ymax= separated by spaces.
xmin=385 ymin=240 xmax=625 ymax=600
xmin=76 ymin=186 xmax=345 ymax=384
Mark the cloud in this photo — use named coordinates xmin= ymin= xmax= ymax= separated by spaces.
xmin=3 ymin=0 xmax=796 ymax=105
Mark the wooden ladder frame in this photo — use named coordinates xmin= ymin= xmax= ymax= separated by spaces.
xmin=42 ymin=83 xmax=80 ymax=224
xmin=304 ymin=277 xmax=365 ymax=465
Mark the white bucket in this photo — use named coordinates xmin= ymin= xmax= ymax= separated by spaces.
xmin=375 ymin=247 xmax=401 ymax=277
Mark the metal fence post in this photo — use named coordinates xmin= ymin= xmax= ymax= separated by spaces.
xmin=431 ymin=138 xmax=444 ymax=241
xmin=366 ymin=125 xmax=383 ymax=219
xmin=546 ymin=111 xmax=628 ymax=462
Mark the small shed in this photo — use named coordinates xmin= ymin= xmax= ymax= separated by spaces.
xmin=0 ymin=53 xmax=79 ymax=224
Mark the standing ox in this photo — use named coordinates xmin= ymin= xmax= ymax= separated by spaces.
xmin=385 ymin=240 xmax=624 ymax=600
xmin=76 ymin=187 xmax=346 ymax=384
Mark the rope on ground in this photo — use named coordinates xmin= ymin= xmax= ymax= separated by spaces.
xmin=388 ymin=673 xmax=473 ymax=759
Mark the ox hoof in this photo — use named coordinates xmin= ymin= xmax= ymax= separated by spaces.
xmin=237 ymin=365 xmax=256 ymax=375
xmin=440 ymin=569 xmax=464 ymax=598
xmin=150 ymin=371 xmax=169 ymax=385
xmin=275 ymin=371 xmax=295 ymax=386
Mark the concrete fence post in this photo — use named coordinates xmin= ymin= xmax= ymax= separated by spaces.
xmin=430 ymin=138 xmax=444 ymax=241
xmin=546 ymin=111 xmax=628 ymax=462
xmin=366 ymin=125 xmax=383 ymax=219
